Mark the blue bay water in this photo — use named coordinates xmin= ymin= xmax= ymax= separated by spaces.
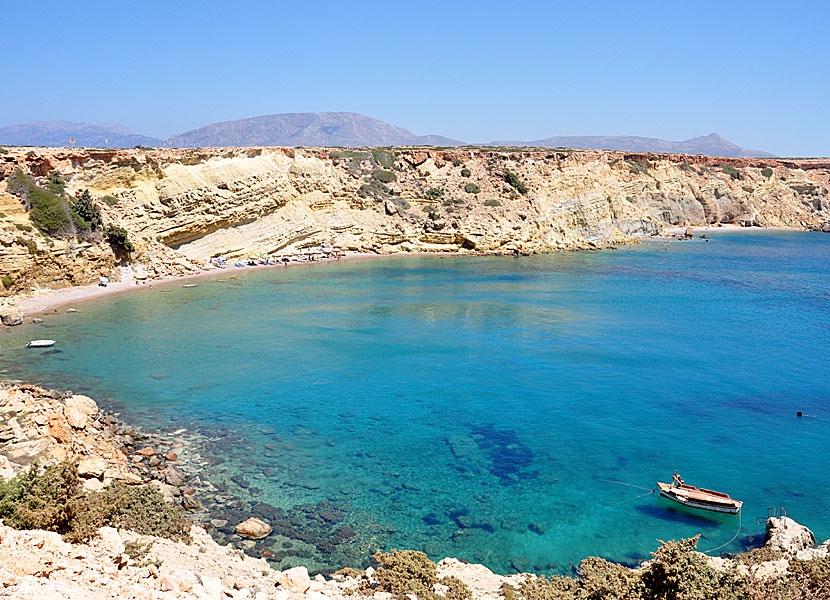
xmin=0 ymin=231 xmax=828 ymax=574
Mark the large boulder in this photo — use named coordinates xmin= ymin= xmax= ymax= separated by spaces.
xmin=276 ymin=566 xmax=311 ymax=593
xmin=63 ymin=395 xmax=98 ymax=429
xmin=236 ymin=517 xmax=272 ymax=539
xmin=77 ymin=456 xmax=108 ymax=479
xmin=0 ymin=308 xmax=23 ymax=326
xmin=765 ymin=516 xmax=815 ymax=552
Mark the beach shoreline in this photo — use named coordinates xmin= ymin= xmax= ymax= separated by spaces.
xmin=660 ymin=223 xmax=802 ymax=235
xmin=11 ymin=251 xmax=432 ymax=318
xmin=4 ymin=225 xmax=817 ymax=319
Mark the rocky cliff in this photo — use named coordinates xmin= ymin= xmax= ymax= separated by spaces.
xmin=1 ymin=146 xmax=829 ymax=295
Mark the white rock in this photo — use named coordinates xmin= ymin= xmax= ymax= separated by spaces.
xmin=81 ymin=477 xmax=104 ymax=492
xmin=276 ymin=566 xmax=311 ymax=593
xmin=199 ymin=575 xmax=224 ymax=600
xmin=0 ymin=456 xmax=17 ymax=480
xmin=63 ymin=395 xmax=98 ymax=430
xmin=765 ymin=516 xmax=815 ymax=552
xmin=77 ymin=456 xmax=107 ymax=478
xmin=97 ymin=527 xmax=125 ymax=556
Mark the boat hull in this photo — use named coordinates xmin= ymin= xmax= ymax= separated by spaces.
xmin=657 ymin=482 xmax=742 ymax=514
xmin=26 ymin=340 xmax=56 ymax=348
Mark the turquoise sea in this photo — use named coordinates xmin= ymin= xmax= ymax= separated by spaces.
xmin=1 ymin=231 xmax=828 ymax=574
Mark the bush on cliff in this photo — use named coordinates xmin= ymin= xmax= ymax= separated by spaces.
xmin=373 ymin=169 xmax=397 ymax=183
xmin=464 ymin=183 xmax=480 ymax=194
xmin=0 ymin=461 xmax=191 ymax=544
xmin=367 ymin=550 xmax=473 ymax=600
xmin=761 ymin=167 xmax=774 ymax=178
xmin=503 ymin=169 xmax=528 ymax=194
xmin=104 ymin=224 xmax=135 ymax=253
xmin=72 ymin=190 xmax=102 ymax=231
xmin=0 ymin=460 xmax=79 ymax=532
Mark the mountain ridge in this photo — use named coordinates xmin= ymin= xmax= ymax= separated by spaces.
xmin=0 ymin=114 xmax=775 ymax=157
xmin=0 ymin=120 xmax=162 ymax=148
xmin=490 ymin=132 xmax=775 ymax=158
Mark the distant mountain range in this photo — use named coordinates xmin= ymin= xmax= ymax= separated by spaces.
xmin=0 ymin=120 xmax=162 ymax=148
xmin=168 ymin=112 xmax=462 ymax=148
xmin=491 ymin=133 xmax=775 ymax=158
xmin=0 ymin=114 xmax=775 ymax=158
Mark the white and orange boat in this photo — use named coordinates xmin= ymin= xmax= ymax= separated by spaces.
xmin=657 ymin=473 xmax=742 ymax=514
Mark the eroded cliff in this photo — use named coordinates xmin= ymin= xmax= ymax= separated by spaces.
xmin=1 ymin=146 xmax=828 ymax=294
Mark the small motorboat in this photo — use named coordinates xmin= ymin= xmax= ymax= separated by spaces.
xmin=26 ymin=339 xmax=56 ymax=348
xmin=657 ymin=473 xmax=742 ymax=514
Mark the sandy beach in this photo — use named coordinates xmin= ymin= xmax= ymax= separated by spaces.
xmin=12 ymin=251 xmax=396 ymax=317
xmin=660 ymin=224 xmax=802 ymax=235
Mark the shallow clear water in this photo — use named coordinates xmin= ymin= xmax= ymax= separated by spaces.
xmin=1 ymin=231 xmax=828 ymax=574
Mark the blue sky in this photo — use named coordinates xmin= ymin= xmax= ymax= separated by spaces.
xmin=3 ymin=0 xmax=829 ymax=156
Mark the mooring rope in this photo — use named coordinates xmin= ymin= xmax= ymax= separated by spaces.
xmin=598 ymin=478 xmax=654 ymax=492
xmin=700 ymin=510 xmax=743 ymax=554
xmin=607 ymin=488 xmax=656 ymax=507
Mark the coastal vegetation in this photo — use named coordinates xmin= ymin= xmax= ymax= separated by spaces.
xmin=503 ymin=169 xmax=528 ymax=194
xmin=464 ymin=183 xmax=480 ymax=194
xmin=0 ymin=460 xmax=190 ymax=543
xmin=761 ymin=167 xmax=774 ymax=178
xmin=721 ymin=165 xmax=741 ymax=180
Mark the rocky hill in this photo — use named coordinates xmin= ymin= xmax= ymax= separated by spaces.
xmin=0 ymin=121 xmax=162 ymax=148
xmin=491 ymin=133 xmax=775 ymax=158
xmin=167 ymin=113 xmax=463 ymax=148
xmin=0 ymin=146 xmax=828 ymax=297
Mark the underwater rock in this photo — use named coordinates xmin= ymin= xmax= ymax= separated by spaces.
xmin=236 ymin=517 xmax=273 ymax=539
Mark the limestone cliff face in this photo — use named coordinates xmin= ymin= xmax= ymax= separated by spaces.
xmin=1 ymin=146 xmax=828 ymax=292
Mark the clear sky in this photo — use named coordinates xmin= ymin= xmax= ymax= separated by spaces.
xmin=3 ymin=0 xmax=829 ymax=156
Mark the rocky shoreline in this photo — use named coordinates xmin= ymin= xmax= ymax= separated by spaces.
xmin=2 ymin=382 xmax=830 ymax=599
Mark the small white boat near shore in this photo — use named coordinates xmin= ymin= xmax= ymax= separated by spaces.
xmin=26 ymin=340 xmax=56 ymax=348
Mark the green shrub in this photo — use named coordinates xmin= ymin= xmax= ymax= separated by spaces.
xmin=464 ymin=183 xmax=480 ymax=194
xmin=72 ymin=190 xmax=102 ymax=230
xmin=460 ymin=167 xmax=471 ymax=177
xmin=373 ymin=550 xmax=438 ymax=598
xmin=46 ymin=171 xmax=66 ymax=195
xmin=0 ymin=461 xmax=190 ymax=544
xmin=503 ymin=169 xmax=528 ymax=194
xmin=6 ymin=169 xmax=34 ymax=199
xmin=26 ymin=239 xmax=38 ymax=255
xmin=372 ymin=149 xmax=396 ymax=169
xmin=452 ymin=158 xmax=463 ymax=167
xmin=0 ymin=461 xmax=79 ymax=533
xmin=721 ymin=165 xmax=741 ymax=180
xmin=761 ymin=167 xmax=773 ymax=178
xmin=14 ymin=223 xmax=32 ymax=232
xmin=484 ymin=198 xmax=502 ymax=207
xmin=1 ymin=275 xmax=13 ymax=288
xmin=101 ymin=195 xmax=119 ymax=207
xmin=373 ymin=169 xmax=397 ymax=183
xmin=626 ymin=159 xmax=649 ymax=175
xmin=104 ymin=225 xmax=134 ymax=252
xmin=579 ymin=557 xmax=644 ymax=600
xmin=29 ymin=187 xmax=72 ymax=235
xmin=0 ymin=146 xmax=8 ymax=154
xmin=443 ymin=575 xmax=473 ymax=600
xmin=427 ymin=187 xmax=444 ymax=199
xmin=680 ymin=161 xmax=696 ymax=173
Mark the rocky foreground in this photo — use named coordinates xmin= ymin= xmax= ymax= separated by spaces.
xmin=1 ymin=383 xmax=829 ymax=599
xmin=1 ymin=146 xmax=829 ymax=300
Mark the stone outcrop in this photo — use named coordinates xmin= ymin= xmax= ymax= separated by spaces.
xmin=765 ymin=516 xmax=816 ymax=553
xmin=1 ymin=146 xmax=829 ymax=299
